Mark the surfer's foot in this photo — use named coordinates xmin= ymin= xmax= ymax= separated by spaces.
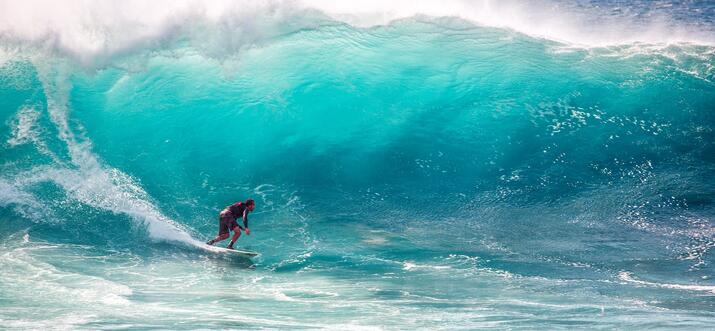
xmin=227 ymin=241 xmax=235 ymax=250
xmin=206 ymin=239 xmax=216 ymax=245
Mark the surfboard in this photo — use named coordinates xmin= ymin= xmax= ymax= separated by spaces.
xmin=208 ymin=245 xmax=259 ymax=257
xmin=193 ymin=241 xmax=259 ymax=257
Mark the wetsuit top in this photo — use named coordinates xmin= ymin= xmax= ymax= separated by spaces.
xmin=224 ymin=202 xmax=250 ymax=229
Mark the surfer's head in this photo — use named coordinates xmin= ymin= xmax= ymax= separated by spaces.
xmin=246 ymin=199 xmax=255 ymax=211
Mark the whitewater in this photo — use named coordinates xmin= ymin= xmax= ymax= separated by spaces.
xmin=1 ymin=0 xmax=714 ymax=329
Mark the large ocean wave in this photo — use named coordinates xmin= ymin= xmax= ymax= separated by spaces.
xmin=1 ymin=1 xmax=714 ymax=329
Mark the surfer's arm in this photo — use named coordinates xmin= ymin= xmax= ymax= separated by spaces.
xmin=243 ymin=210 xmax=250 ymax=235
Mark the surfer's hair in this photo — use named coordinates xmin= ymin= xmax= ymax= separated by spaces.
xmin=246 ymin=199 xmax=255 ymax=206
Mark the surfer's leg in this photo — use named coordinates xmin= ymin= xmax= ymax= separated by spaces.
xmin=207 ymin=217 xmax=231 ymax=245
xmin=227 ymin=225 xmax=241 ymax=249
xmin=207 ymin=233 xmax=229 ymax=245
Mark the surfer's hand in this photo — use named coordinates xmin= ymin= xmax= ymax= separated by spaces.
xmin=245 ymin=228 xmax=251 ymax=235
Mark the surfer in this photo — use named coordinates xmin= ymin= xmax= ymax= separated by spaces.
xmin=206 ymin=199 xmax=255 ymax=249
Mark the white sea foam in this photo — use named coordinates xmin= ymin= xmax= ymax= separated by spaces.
xmin=618 ymin=271 xmax=715 ymax=294
xmin=3 ymin=61 xmax=198 ymax=244
xmin=402 ymin=261 xmax=453 ymax=271
xmin=0 ymin=47 xmax=10 ymax=67
xmin=5 ymin=105 xmax=60 ymax=160
xmin=0 ymin=0 xmax=712 ymax=64
xmin=0 ymin=244 xmax=134 ymax=307
xmin=0 ymin=178 xmax=34 ymax=207
xmin=6 ymin=106 xmax=40 ymax=147
xmin=17 ymin=165 xmax=194 ymax=243
xmin=0 ymin=178 xmax=43 ymax=220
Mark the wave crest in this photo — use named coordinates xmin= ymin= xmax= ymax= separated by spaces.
xmin=0 ymin=0 xmax=713 ymax=64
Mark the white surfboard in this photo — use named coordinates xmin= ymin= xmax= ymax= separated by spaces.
xmin=206 ymin=245 xmax=259 ymax=257
xmin=191 ymin=240 xmax=259 ymax=257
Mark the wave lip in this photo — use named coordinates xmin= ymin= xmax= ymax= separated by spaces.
xmin=304 ymin=0 xmax=715 ymax=46
xmin=0 ymin=0 xmax=714 ymax=64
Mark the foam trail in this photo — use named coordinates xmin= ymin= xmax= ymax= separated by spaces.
xmin=19 ymin=60 xmax=197 ymax=244
xmin=618 ymin=272 xmax=715 ymax=294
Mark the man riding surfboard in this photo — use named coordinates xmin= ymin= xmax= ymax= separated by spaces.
xmin=206 ymin=199 xmax=255 ymax=249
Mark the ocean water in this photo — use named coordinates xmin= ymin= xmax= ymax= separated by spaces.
xmin=1 ymin=0 xmax=714 ymax=329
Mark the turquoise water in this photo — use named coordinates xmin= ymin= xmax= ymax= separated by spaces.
xmin=1 ymin=1 xmax=715 ymax=329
